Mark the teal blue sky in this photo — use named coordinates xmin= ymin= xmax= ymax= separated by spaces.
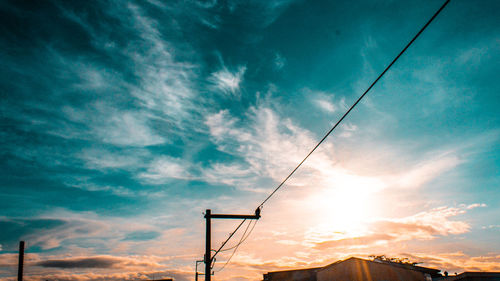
xmin=1 ymin=0 xmax=499 ymax=280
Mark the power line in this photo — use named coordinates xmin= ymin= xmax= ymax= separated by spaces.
xmin=212 ymin=219 xmax=247 ymax=260
xmin=211 ymin=217 xmax=258 ymax=261
xmin=215 ymin=220 xmax=253 ymax=272
xmin=215 ymin=220 xmax=258 ymax=272
xmin=219 ymin=220 xmax=258 ymax=252
xmin=206 ymin=0 xmax=450 ymax=271
xmin=257 ymin=0 xmax=450 ymax=209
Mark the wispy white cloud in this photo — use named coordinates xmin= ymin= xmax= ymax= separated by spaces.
xmin=138 ymin=156 xmax=193 ymax=183
xmin=65 ymin=181 xmax=136 ymax=197
xmin=125 ymin=4 xmax=199 ymax=123
xmin=210 ymin=66 xmax=247 ymax=97
xmin=138 ymin=152 xmax=257 ymax=189
xmin=384 ymin=151 xmax=463 ymax=189
xmin=372 ymin=206 xmax=471 ymax=239
xmin=274 ymin=53 xmax=286 ymax=70
xmin=98 ymin=111 xmax=165 ymax=147
xmin=315 ymin=99 xmax=337 ymax=113
xmin=340 ymin=122 xmax=358 ymax=138
xmin=202 ymin=101 xmax=469 ymax=197
xmin=78 ymin=148 xmax=149 ymax=170
xmin=205 ymin=109 xmax=240 ymax=143
xmin=30 ymin=1 xmax=203 ymax=149
xmin=201 ymin=162 xmax=254 ymax=188
xmin=204 ymin=104 xmax=318 ymax=185
xmin=267 ymin=204 xmax=476 ymax=256
xmin=62 ymin=104 xmax=165 ymax=147
xmin=304 ymin=88 xmax=346 ymax=114
xmin=401 ymin=252 xmax=500 ymax=273
xmin=457 ymin=46 xmax=489 ymax=65
xmin=464 ymin=203 xmax=487 ymax=209
xmin=455 ymin=38 xmax=499 ymax=66
xmin=230 ymin=0 xmax=297 ymax=27
xmin=200 ymin=17 xmax=220 ymax=29
xmin=482 ymin=224 xmax=500 ymax=230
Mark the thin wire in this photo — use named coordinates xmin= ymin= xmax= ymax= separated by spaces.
xmin=211 ymin=219 xmax=247 ymax=260
xmin=214 ymin=220 xmax=253 ymax=272
xmin=215 ymin=220 xmax=258 ymax=272
xmin=219 ymin=220 xmax=259 ymax=252
xmin=257 ymin=0 xmax=450 ymax=209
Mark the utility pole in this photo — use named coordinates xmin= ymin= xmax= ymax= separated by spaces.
xmin=205 ymin=209 xmax=211 ymax=281
xmin=18 ymin=241 xmax=24 ymax=281
xmin=204 ymin=209 xmax=260 ymax=281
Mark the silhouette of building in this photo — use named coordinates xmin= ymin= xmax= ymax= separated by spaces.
xmin=263 ymin=257 xmax=443 ymax=281
xmin=263 ymin=267 xmax=322 ymax=281
xmin=317 ymin=257 xmax=441 ymax=281
xmin=438 ymin=272 xmax=500 ymax=281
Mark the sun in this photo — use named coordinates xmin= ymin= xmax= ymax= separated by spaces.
xmin=304 ymin=174 xmax=385 ymax=237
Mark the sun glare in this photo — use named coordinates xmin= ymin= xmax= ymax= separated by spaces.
xmin=305 ymin=174 xmax=385 ymax=239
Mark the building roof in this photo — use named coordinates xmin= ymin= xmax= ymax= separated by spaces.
xmin=319 ymin=257 xmax=441 ymax=277
xmin=263 ymin=257 xmax=444 ymax=280
xmin=263 ymin=257 xmax=500 ymax=281
xmin=263 ymin=266 xmax=322 ymax=281
xmin=265 ymin=267 xmax=323 ymax=274
xmin=440 ymin=272 xmax=500 ymax=280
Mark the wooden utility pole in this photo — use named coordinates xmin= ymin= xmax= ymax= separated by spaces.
xmin=204 ymin=209 xmax=260 ymax=281
xmin=18 ymin=241 xmax=24 ymax=281
xmin=205 ymin=209 xmax=211 ymax=281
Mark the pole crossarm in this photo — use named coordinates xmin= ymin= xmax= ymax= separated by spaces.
xmin=207 ymin=214 xmax=260 ymax=219
xmin=205 ymin=207 xmax=261 ymax=220
xmin=204 ymin=208 xmax=261 ymax=281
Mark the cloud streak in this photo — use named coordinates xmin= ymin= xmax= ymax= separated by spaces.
xmin=210 ymin=66 xmax=247 ymax=97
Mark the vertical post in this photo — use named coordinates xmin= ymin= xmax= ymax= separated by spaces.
xmin=18 ymin=241 xmax=24 ymax=281
xmin=195 ymin=261 xmax=199 ymax=281
xmin=205 ymin=209 xmax=211 ymax=281
xmin=196 ymin=260 xmax=203 ymax=281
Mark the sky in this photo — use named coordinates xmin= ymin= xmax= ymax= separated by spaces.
xmin=0 ymin=0 xmax=499 ymax=280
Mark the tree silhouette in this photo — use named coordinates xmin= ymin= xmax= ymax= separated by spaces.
xmin=369 ymin=255 xmax=421 ymax=266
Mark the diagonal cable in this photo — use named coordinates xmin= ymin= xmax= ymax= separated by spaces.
xmin=257 ymin=0 xmax=451 ymax=209
xmin=215 ymin=220 xmax=258 ymax=272
xmin=211 ymin=219 xmax=247 ymax=261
